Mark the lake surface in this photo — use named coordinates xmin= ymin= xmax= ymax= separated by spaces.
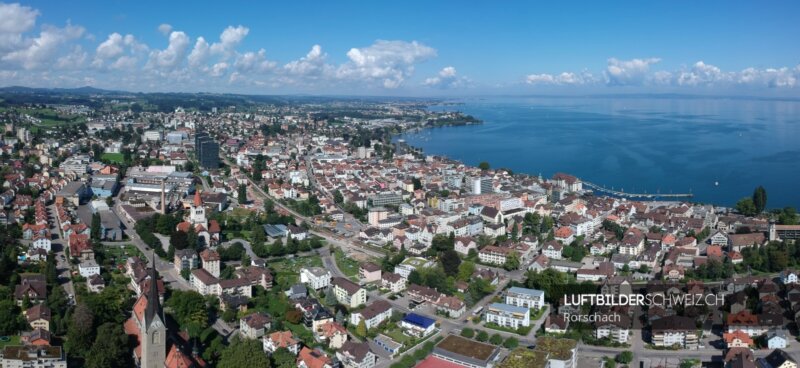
xmin=399 ymin=96 xmax=800 ymax=208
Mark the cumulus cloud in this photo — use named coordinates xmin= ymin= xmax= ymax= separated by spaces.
xmin=188 ymin=36 xmax=210 ymax=68
xmin=605 ymin=57 xmax=661 ymax=85
xmin=283 ymin=44 xmax=328 ymax=77
xmin=92 ymin=32 xmax=146 ymax=70
xmin=337 ymin=40 xmax=436 ymax=88
xmin=525 ymin=71 xmax=596 ymax=85
xmin=2 ymin=23 xmax=85 ymax=70
xmin=424 ymin=66 xmax=468 ymax=88
xmin=158 ymin=23 xmax=172 ymax=35
xmin=209 ymin=25 xmax=248 ymax=57
xmin=234 ymin=49 xmax=276 ymax=73
xmin=0 ymin=2 xmax=39 ymax=52
xmin=147 ymin=31 xmax=190 ymax=70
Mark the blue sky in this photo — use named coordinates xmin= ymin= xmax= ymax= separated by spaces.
xmin=1 ymin=0 xmax=799 ymax=95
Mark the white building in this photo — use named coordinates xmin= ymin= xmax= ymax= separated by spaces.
xmin=505 ymin=287 xmax=545 ymax=309
xmin=393 ymin=257 xmax=433 ymax=279
xmin=484 ymin=303 xmax=530 ymax=329
xmin=300 ymin=267 xmax=332 ymax=290
xmin=78 ymin=260 xmax=101 ymax=278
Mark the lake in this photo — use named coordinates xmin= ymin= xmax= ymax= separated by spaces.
xmin=399 ymin=96 xmax=800 ymax=208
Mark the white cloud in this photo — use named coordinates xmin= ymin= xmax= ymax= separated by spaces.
xmin=2 ymin=23 xmax=85 ymax=69
xmin=525 ymin=70 xmax=596 ymax=85
xmin=676 ymin=61 xmax=731 ymax=86
xmin=147 ymin=31 xmax=190 ymax=69
xmin=188 ymin=36 xmax=210 ymax=68
xmin=337 ymin=40 xmax=436 ymax=88
xmin=234 ymin=49 xmax=276 ymax=73
xmin=605 ymin=57 xmax=661 ymax=85
xmin=93 ymin=33 xmax=146 ymax=70
xmin=209 ymin=25 xmax=248 ymax=57
xmin=209 ymin=61 xmax=228 ymax=77
xmin=158 ymin=23 xmax=172 ymax=35
xmin=55 ymin=45 xmax=87 ymax=69
xmin=283 ymin=44 xmax=328 ymax=76
xmin=0 ymin=2 xmax=39 ymax=52
xmin=424 ymin=66 xmax=468 ymax=88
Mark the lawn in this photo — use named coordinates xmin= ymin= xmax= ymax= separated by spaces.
xmin=381 ymin=326 xmax=437 ymax=352
xmin=100 ymin=243 xmax=143 ymax=265
xmin=269 ymin=255 xmax=324 ymax=285
xmin=101 ymin=152 xmax=125 ymax=163
xmin=333 ymin=248 xmax=360 ymax=278
xmin=0 ymin=335 xmax=20 ymax=348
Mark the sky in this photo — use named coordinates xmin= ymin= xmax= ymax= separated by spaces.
xmin=0 ymin=0 xmax=799 ymax=96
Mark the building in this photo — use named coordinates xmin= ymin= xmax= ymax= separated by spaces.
xmin=400 ymin=313 xmax=436 ymax=338
xmin=1 ymin=346 xmax=66 ymax=368
xmin=173 ymin=249 xmax=199 ymax=273
xmin=471 ymin=177 xmax=493 ymax=195
xmin=756 ymin=349 xmax=797 ymax=368
xmin=336 ymin=341 xmax=377 ymax=368
xmin=373 ymin=334 xmax=402 ymax=358
xmin=651 ymin=316 xmax=698 ymax=349
xmin=478 ymin=245 xmax=513 ymax=266
xmin=394 ymin=257 xmax=433 ymax=279
xmin=359 ymin=262 xmax=382 ymax=284
xmin=531 ymin=337 xmax=579 ymax=368
xmin=381 ymin=272 xmax=406 ymax=293
xmin=25 ymin=304 xmax=51 ymax=332
xmin=263 ymin=331 xmax=300 ymax=355
xmin=239 ymin=312 xmax=271 ymax=340
xmin=332 ymin=277 xmax=367 ymax=308
xmin=432 ymin=335 xmax=500 ymax=368
xmin=199 ymin=248 xmax=220 ymax=278
xmin=195 ymin=131 xmax=219 ymax=169
xmin=350 ymin=300 xmax=392 ymax=330
xmin=300 ymin=267 xmax=332 ymax=290
xmin=484 ymin=303 xmax=530 ymax=329
xmin=505 ymin=287 xmax=545 ymax=309
xmin=78 ymin=260 xmax=100 ymax=277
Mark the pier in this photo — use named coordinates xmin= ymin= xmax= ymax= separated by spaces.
xmin=582 ymin=181 xmax=693 ymax=200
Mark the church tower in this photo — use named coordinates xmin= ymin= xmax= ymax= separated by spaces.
xmin=140 ymin=263 xmax=166 ymax=368
xmin=189 ymin=190 xmax=207 ymax=229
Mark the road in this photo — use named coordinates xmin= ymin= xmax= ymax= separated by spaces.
xmin=45 ymin=203 xmax=76 ymax=299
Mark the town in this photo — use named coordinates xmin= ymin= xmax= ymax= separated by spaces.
xmin=0 ymin=90 xmax=799 ymax=368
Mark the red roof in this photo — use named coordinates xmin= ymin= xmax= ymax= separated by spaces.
xmin=194 ymin=190 xmax=202 ymax=207
xmin=415 ymin=356 xmax=465 ymax=368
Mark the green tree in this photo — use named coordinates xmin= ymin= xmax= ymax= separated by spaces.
xmin=736 ymin=197 xmax=757 ymax=216
xmin=333 ymin=190 xmax=344 ymax=204
xmin=489 ymin=333 xmax=503 ymax=345
xmin=752 ymin=186 xmax=767 ymax=214
xmin=356 ymin=319 xmax=367 ymax=337
xmin=440 ymin=249 xmax=461 ymax=277
xmin=325 ymin=288 xmax=338 ymax=306
xmin=778 ymin=207 xmax=798 ymax=225
xmin=460 ymin=328 xmax=475 ymax=338
xmin=408 ymin=270 xmax=423 ymax=286
xmin=476 ymin=330 xmax=489 ymax=342
xmin=457 ymin=260 xmax=476 ymax=282
xmin=238 ymin=184 xmax=248 ymax=204
xmin=65 ymin=302 xmax=95 ymax=357
xmin=91 ymin=212 xmax=102 ymax=240
xmin=170 ymin=230 xmax=189 ymax=250
xmin=478 ymin=162 xmax=490 ymax=171
xmin=617 ymin=351 xmax=633 ymax=364
xmin=503 ymin=337 xmax=519 ymax=349
xmin=503 ymin=252 xmax=520 ymax=271
xmin=165 ymin=290 xmax=209 ymax=337
xmin=0 ymin=300 xmax=24 ymax=335
xmin=271 ymin=347 xmax=296 ymax=368
xmin=218 ymin=339 xmax=271 ymax=368
xmin=85 ymin=323 xmax=131 ymax=368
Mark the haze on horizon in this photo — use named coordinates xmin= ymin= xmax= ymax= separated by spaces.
xmin=1 ymin=0 xmax=799 ymax=97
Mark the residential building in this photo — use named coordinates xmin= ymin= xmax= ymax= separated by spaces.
xmin=400 ymin=313 xmax=436 ymax=338
xmin=263 ymin=331 xmax=300 ymax=355
xmin=332 ymin=277 xmax=367 ymax=308
xmin=484 ymin=303 xmax=530 ymax=329
xmin=1 ymin=346 xmax=66 ymax=368
xmin=239 ymin=312 xmax=271 ymax=340
xmin=337 ymin=341 xmax=377 ymax=368
xmin=300 ymin=267 xmax=332 ymax=290
xmin=350 ymin=300 xmax=392 ymax=330
xmin=505 ymin=287 xmax=545 ymax=309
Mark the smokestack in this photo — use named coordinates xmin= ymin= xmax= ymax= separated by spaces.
xmin=161 ymin=180 xmax=166 ymax=214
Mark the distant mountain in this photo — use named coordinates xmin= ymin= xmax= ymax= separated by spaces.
xmin=0 ymin=85 xmax=122 ymax=95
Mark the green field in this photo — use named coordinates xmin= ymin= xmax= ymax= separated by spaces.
xmin=0 ymin=335 xmax=20 ymax=348
xmin=101 ymin=152 xmax=125 ymax=163
xmin=334 ymin=248 xmax=361 ymax=277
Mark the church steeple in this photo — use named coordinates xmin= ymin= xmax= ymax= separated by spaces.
xmin=144 ymin=256 xmax=162 ymax=326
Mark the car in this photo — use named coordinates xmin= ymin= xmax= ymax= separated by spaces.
xmin=526 ymin=345 xmax=536 ymax=350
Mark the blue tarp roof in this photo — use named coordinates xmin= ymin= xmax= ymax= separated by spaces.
xmin=402 ymin=313 xmax=435 ymax=328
